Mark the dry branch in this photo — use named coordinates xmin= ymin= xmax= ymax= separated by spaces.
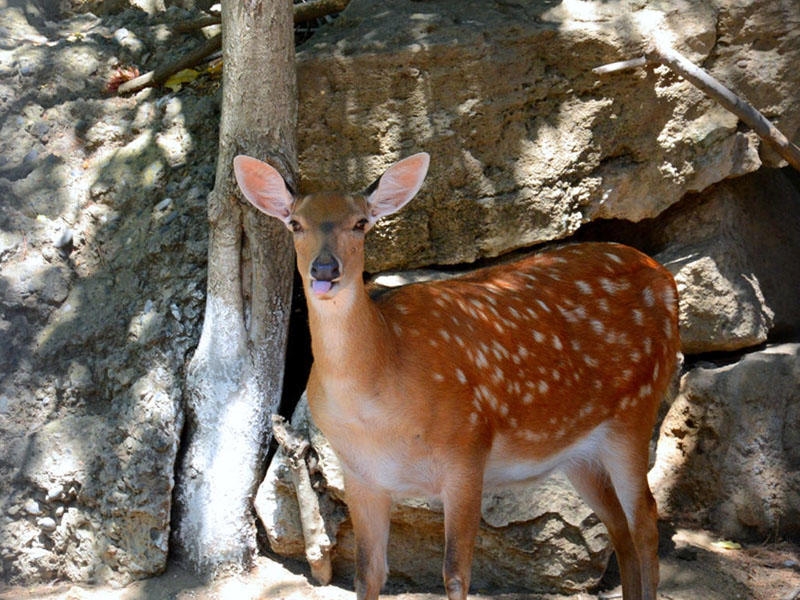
xmin=294 ymin=0 xmax=350 ymax=24
xmin=271 ymin=414 xmax=333 ymax=585
xmin=593 ymin=40 xmax=800 ymax=171
xmin=117 ymin=0 xmax=350 ymax=95
xmin=117 ymin=33 xmax=221 ymax=95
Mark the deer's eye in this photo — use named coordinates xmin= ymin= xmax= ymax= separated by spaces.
xmin=353 ymin=218 xmax=368 ymax=232
xmin=289 ymin=219 xmax=303 ymax=233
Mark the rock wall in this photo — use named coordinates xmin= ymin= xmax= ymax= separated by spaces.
xmin=295 ymin=0 xmax=800 ymax=272
xmin=0 ymin=4 xmax=216 ymax=586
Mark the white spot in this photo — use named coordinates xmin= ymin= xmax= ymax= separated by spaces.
xmin=498 ymin=403 xmax=509 ymax=417
xmin=517 ymin=344 xmax=529 ymax=359
xmin=638 ymin=383 xmax=653 ymax=398
xmin=576 ymin=280 xmax=593 ymax=294
xmin=664 ymin=317 xmax=674 ymax=338
xmin=538 ymin=380 xmax=549 ymax=394
xmin=642 ymin=286 xmax=655 ymax=307
xmin=584 ymin=355 xmax=600 ymax=368
xmin=597 ymin=298 xmax=610 ymax=312
xmin=396 ymin=304 xmax=409 ymax=315
xmin=439 ymin=329 xmax=451 ymax=342
xmin=525 ymin=307 xmax=538 ymax=320
xmin=392 ymin=323 xmax=403 ymax=336
xmin=536 ymin=299 xmax=552 ymax=313
xmin=455 ymin=334 xmax=465 ymax=348
xmin=551 ymin=369 xmax=561 ymax=382
xmin=643 ymin=337 xmax=653 ymax=355
xmin=632 ymin=309 xmax=644 ymax=326
xmin=469 ymin=412 xmax=480 ymax=425
xmin=662 ymin=286 xmax=676 ymax=310
xmin=433 ymin=372 xmax=445 ymax=383
xmin=493 ymin=341 xmax=510 ymax=359
xmin=491 ymin=366 xmax=504 ymax=385
xmin=552 ymin=335 xmax=563 ymax=350
xmin=520 ymin=430 xmax=545 ymax=442
xmin=455 ymin=368 xmax=467 ymax=384
xmin=533 ymin=330 xmax=545 ymax=343
xmin=590 ymin=319 xmax=605 ymax=335
xmin=630 ymin=349 xmax=641 ymax=363
xmin=474 ymin=349 xmax=489 ymax=369
xmin=598 ymin=278 xmax=613 ymax=294
xmin=605 ymin=251 xmax=624 ymax=264
xmin=652 ymin=362 xmax=660 ymax=381
xmin=522 ymin=392 xmax=534 ymax=405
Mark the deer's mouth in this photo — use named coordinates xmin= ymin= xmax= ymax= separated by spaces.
xmin=310 ymin=278 xmax=339 ymax=298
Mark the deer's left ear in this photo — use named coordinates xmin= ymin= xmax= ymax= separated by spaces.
xmin=364 ymin=153 xmax=429 ymax=224
xmin=234 ymin=155 xmax=295 ymax=224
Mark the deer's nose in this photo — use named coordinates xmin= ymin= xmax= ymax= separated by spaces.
xmin=310 ymin=250 xmax=341 ymax=282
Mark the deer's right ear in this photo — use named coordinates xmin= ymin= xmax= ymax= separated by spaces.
xmin=233 ymin=155 xmax=295 ymax=224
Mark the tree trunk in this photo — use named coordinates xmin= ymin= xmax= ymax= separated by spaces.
xmin=172 ymin=0 xmax=297 ymax=575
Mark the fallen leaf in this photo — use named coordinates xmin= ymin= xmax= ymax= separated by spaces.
xmin=164 ymin=69 xmax=200 ymax=92
xmin=712 ymin=540 xmax=742 ymax=551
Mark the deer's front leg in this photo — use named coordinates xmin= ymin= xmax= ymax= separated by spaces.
xmin=344 ymin=473 xmax=392 ymax=600
xmin=441 ymin=468 xmax=484 ymax=600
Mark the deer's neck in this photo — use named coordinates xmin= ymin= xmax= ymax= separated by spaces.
xmin=306 ymin=284 xmax=395 ymax=385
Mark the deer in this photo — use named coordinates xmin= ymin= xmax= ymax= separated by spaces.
xmin=234 ymin=152 xmax=681 ymax=600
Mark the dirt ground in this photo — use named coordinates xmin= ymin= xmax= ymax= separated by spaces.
xmin=1 ymin=528 xmax=798 ymax=600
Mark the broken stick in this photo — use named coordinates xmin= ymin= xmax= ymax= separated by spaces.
xmin=593 ymin=40 xmax=800 ymax=171
xmin=271 ymin=414 xmax=333 ymax=586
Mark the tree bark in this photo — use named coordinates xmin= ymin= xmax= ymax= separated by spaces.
xmin=173 ymin=0 xmax=297 ymax=575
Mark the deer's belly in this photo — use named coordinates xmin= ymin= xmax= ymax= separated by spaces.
xmin=482 ymin=422 xmax=609 ymax=488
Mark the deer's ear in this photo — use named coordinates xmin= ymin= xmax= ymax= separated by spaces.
xmin=233 ymin=155 xmax=295 ymax=223
xmin=365 ymin=153 xmax=429 ymax=224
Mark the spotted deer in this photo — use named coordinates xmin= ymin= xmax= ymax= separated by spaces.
xmin=234 ymin=153 xmax=681 ymax=600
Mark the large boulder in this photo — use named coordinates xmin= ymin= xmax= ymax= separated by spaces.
xmin=650 ymin=344 xmax=800 ymax=540
xmin=256 ymin=397 xmax=612 ymax=595
xmin=296 ymin=0 xmax=800 ymax=272
xmin=0 ymin=368 xmax=182 ymax=585
xmin=653 ymin=168 xmax=800 ymax=354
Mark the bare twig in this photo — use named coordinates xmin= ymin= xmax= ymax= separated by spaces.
xmin=271 ymin=414 xmax=333 ymax=586
xmin=173 ymin=15 xmax=220 ymax=33
xmin=593 ymin=40 xmax=800 ymax=171
xmin=117 ymin=0 xmax=350 ymax=95
xmin=592 ymin=56 xmax=647 ymax=75
xmin=117 ymin=33 xmax=221 ymax=95
xmin=294 ymin=0 xmax=350 ymax=24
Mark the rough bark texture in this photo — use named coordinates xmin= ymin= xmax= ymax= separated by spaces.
xmin=171 ymin=0 xmax=297 ymax=575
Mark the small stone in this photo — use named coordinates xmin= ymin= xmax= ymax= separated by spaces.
xmin=53 ymin=227 xmax=74 ymax=250
xmin=23 ymin=498 xmax=42 ymax=516
xmin=37 ymin=516 xmax=57 ymax=532
xmin=154 ymin=197 xmax=173 ymax=212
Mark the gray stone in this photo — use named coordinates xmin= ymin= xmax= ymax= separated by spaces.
xmin=654 ymin=168 xmax=800 ymax=353
xmin=296 ymin=0 xmax=799 ymax=272
xmin=650 ymin=344 xmax=800 ymax=540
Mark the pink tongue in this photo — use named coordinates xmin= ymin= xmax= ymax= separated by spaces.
xmin=311 ymin=280 xmax=333 ymax=295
